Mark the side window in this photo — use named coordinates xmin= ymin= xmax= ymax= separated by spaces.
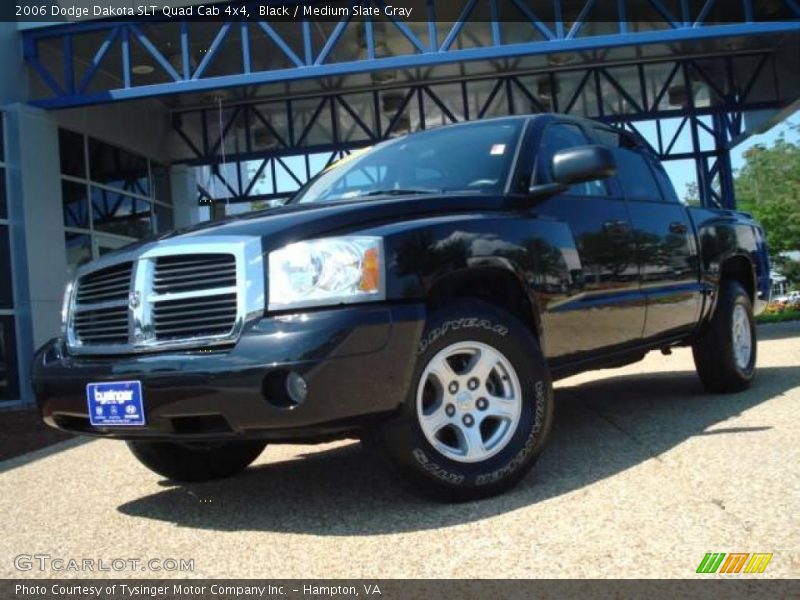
xmin=536 ymin=124 xmax=608 ymax=197
xmin=614 ymin=148 xmax=662 ymax=201
xmin=592 ymin=127 xmax=621 ymax=148
xmin=651 ymin=163 xmax=681 ymax=203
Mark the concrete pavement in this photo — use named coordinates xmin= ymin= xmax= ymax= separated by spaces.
xmin=1 ymin=322 xmax=798 ymax=579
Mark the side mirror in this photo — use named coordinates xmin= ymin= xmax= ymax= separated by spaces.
xmin=552 ymin=145 xmax=616 ymax=185
xmin=527 ymin=145 xmax=616 ymax=199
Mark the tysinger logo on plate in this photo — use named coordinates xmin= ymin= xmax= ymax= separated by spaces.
xmin=86 ymin=381 xmax=145 ymax=426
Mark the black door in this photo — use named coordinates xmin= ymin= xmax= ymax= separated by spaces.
xmin=612 ymin=144 xmax=702 ymax=338
xmin=531 ymin=122 xmax=645 ymax=359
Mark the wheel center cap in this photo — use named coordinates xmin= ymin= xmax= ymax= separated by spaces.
xmin=456 ymin=391 xmax=472 ymax=410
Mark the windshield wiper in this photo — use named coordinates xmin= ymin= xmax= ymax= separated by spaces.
xmin=360 ymin=188 xmax=441 ymax=197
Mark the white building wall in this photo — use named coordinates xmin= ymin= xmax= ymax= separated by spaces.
xmin=4 ymin=105 xmax=65 ymax=351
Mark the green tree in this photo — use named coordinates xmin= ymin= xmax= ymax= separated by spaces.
xmin=776 ymin=258 xmax=800 ymax=290
xmin=735 ymin=123 xmax=800 ymax=253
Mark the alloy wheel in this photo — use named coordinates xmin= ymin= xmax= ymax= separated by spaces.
xmin=416 ymin=341 xmax=522 ymax=463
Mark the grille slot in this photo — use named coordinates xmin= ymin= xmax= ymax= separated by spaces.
xmin=73 ymin=306 xmax=129 ymax=345
xmin=153 ymin=254 xmax=236 ymax=294
xmin=153 ymin=293 xmax=237 ymax=341
xmin=76 ymin=262 xmax=133 ymax=304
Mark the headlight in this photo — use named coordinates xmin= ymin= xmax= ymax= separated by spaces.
xmin=60 ymin=281 xmax=74 ymax=335
xmin=268 ymin=236 xmax=384 ymax=311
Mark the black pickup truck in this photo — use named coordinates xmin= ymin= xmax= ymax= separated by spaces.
xmin=32 ymin=115 xmax=770 ymax=501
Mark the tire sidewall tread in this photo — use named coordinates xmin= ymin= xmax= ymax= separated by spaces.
xmin=372 ymin=299 xmax=554 ymax=501
xmin=693 ymin=280 xmax=757 ymax=393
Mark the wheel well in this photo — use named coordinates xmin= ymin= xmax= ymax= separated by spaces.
xmin=427 ymin=269 xmax=540 ymax=338
xmin=720 ymin=255 xmax=755 ymax=302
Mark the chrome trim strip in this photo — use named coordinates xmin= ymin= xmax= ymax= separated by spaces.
xmin=147 ymin=286 xmax=238 ymax=303
xmin=72 ymin=299 xmax=129 ymax=313
xmin=66 ymin=235 xmax=265 ymax=355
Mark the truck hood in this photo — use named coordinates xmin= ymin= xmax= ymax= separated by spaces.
xmin=127 ymin=193 xmax=508 ymax=254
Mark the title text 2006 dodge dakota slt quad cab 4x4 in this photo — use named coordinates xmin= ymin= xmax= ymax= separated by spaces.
xmin=32 ymin=115 xmax=770 ymax=501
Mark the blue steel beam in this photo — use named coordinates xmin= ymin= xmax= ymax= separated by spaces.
xmin=22 ymin=7 xmax=800 ymax=109
xmin=129 ymin=24 xmax=182 ymax=82
xmin=171 ymin=51 xmax=783 ymax=164
xmin=178 ymin=51 xmax=784 ymax=209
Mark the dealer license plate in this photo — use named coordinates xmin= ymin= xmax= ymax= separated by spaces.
xmin=86 ymin=381 xmax=146 ymax=427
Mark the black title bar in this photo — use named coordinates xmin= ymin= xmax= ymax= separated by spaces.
xmin=5 ymin=0 xmax=800 ymax=24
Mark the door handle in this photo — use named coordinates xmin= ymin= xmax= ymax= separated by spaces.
xmin=603 ymin=220 xmax=630 ymax=237
xmin=669 ymin=222 xmax=688 ymax=234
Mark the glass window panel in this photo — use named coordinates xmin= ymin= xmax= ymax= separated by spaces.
xmin=593 ymin=127 xmax=621 ymax=147
xmin=0 ymin=225 xmax=12 ymax=309
xmin=614 ymin=148 xmax=663 ymax=201
xmin=62 ymin=180 xmax=89 ymax=229
xmin=59 ymin=129 xmax=86 ymax=178
xmin=65 ymin=232 xmax=92 ymax=280
xmin=154 ymin=203 xmax=174 ymax=233
xmin=0 ymin=315 xmax=19 ymax=401
xmin=88 ymin=138 xmax=150 ymax=196
xmin=91 ymin=187 xmax=152 ymax=239
xmin=0 ymin=166 xmax=6 ymax=220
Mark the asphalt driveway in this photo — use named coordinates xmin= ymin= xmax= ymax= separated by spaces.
xmin=1 ymin=322 xmax=798 ymax=578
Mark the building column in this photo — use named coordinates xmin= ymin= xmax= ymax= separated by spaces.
xmin=170 ymin=165 xmax=202 ymax=229
xmin=4 ymin=103 xmax=67 ymax=363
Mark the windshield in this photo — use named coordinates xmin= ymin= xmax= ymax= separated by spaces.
xmin=292 ymin=119 xmax=524 ymax=204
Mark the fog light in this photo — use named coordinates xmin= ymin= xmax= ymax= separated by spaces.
xmin=285 ymin=371 xmax=308 ymax=405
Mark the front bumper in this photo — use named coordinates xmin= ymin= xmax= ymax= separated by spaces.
xmin=32 ymin=303 xmax=425 ymax=441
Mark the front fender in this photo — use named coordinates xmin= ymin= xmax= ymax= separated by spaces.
xmin=360 ymin=212 xmax=582 ymax=346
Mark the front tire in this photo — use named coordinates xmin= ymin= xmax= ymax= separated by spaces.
xmin=369 ymin=300 xmax=554 ymax=501
xmin=692 ymin=280 xmax=757 ymax=393
xmin=127 ymin=439 xmax=267 ymax=482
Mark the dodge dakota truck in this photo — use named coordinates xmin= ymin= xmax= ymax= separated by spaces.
xmin=32 ymin=115 xmax=770 ymax=501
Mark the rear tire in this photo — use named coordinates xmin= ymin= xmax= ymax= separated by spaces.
xmin=127 ymin=439 xmax=267 ymax=482
xmin=368 ymin=299 xmax=553 ymax=502
xmin=692 ymin=280 xmax=757 ymax=393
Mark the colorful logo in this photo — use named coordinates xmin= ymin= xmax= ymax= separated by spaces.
xmin=696 ymin=553 xmax=773 ymax=574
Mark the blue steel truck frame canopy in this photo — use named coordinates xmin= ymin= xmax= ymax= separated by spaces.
xmin=19 ymin=0 xmax=800 ymax=208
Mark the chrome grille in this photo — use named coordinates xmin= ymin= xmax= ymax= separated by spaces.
xmin=65 ymin=236 xmax=265 ymax=355
xmin=153 ymin=293 xmax=238 ymax=341
xmin=73 ymin=306 xmax=129 ymax=345
xmin=73 ymin=263 xmax=133 ymax=346
xmin=76 ymin=262 xmax=133 ymax=304
xmin=153 ymin=254 xmax=237 ymax=294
